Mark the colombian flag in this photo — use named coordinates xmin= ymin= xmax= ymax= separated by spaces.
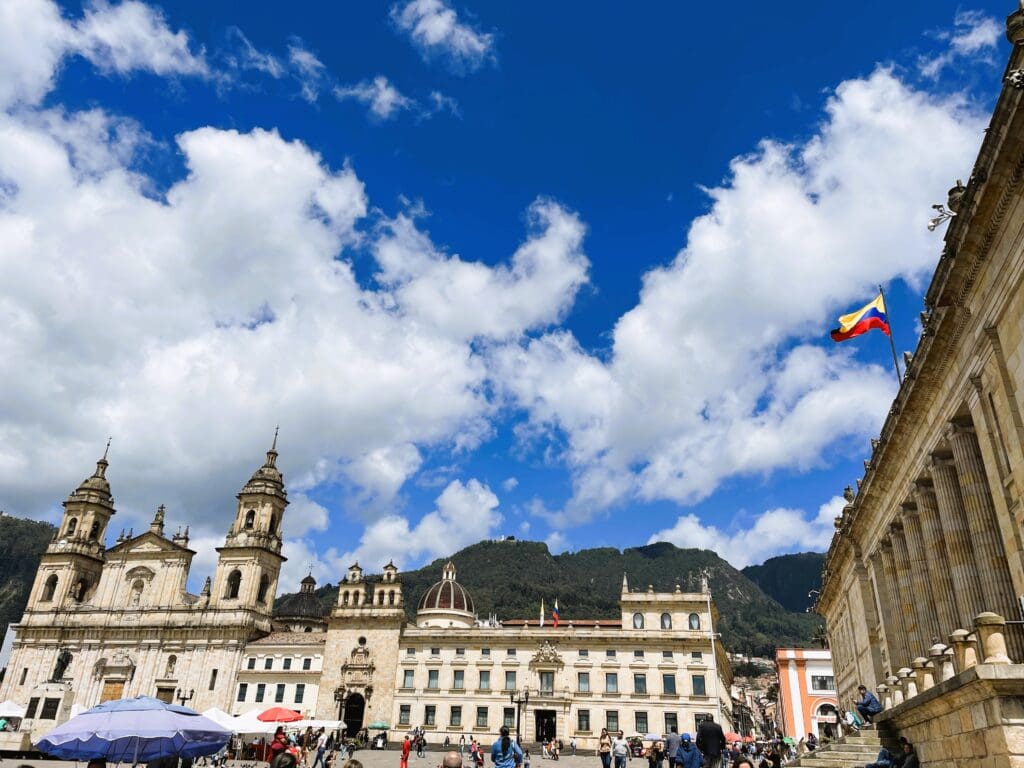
xmin=830 ymin=294 xmax=891 ymax=342
xmin=552 ymin=600 xmax=560 ymax=628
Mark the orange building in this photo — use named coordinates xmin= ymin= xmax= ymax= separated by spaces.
xmin=774 ymin=648 xmax=839 ymax=740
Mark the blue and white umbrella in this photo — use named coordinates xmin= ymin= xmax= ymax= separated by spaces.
xmin=36 ymin=696 xmax=231 ymax=763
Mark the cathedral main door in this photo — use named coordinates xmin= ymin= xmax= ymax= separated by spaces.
xmin=343 ymin=693 xmax=365 ymax=738
xmin=534 ymin=710 xmax=556 ymax=742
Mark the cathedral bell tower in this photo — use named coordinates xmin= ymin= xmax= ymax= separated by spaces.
xmin=30 ymin=444 xmax=115 ymax=609
xmin=211 ymin=431 xmax=288 ymax=614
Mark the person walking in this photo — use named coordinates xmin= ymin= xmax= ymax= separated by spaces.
xmin=570 ymin=738 xmax=577 ymax=757
xmin=612 ymin=730 xmax=630 ymax=768
xmin=491 ymin=726 xmax=524 ymax=768
xmin=696 ymin=716 xmax=726 ymax=768
xmin=402 ymin=736 xmax=413 ymax=768
xmin=460 ymin=736 xmax=467 ymax=757
xmin=855 ymin=686 xmax=883 ymax=724
xmin=311 ymin=731 xmax=328 ymax=768
xmin=674 ymin=735 xmax=700 ymax=768
xmin=598 ymin=729 xmax=613 ymax=768
xmin=665 ymin=728 xmax=682 ymax=768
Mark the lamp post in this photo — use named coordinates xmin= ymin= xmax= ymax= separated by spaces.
xmin=175 ymin=688 xmax=194 ymax=707
xmin=510 ymin=686 xmax=530 ymax=745
xmin=334 ymin=686 xmax=347 ymax=724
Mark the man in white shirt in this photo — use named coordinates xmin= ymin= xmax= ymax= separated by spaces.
xmin=612 ymin=731 xmax=630 ymax=768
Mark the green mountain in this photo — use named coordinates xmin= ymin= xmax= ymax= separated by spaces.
xmin=283 ymin=540 xmax=821 ymax=657
xmin=741 ymin=552 xmax=826 ymax=613
xmin=0 ymin=514 xmax=56 ymax=640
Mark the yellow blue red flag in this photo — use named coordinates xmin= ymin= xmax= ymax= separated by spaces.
xmin=830 ymin=294 xmax=891 ymax=342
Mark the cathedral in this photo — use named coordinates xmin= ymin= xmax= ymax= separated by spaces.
xmin=0 ymin=444 xmax=733 ymax=751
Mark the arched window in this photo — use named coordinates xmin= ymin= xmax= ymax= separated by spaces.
xmin=378 ymin=591 xmax=385 ymax=605
xmin=661 ymin=613 xmax=672 ymax=630
xmin=342 ymin=591 xmax=350 ymax=606
xmin=389 ymin=590 xmax=395 ymax=606
xmin=73 ymin=578 xmax=88 ymax=602
xmin=304 ymin=626 xmax=313 ymax=633
xmin=225 ymin=570 xmax=242 ymax=600
xmin=66 ymin=518 xmax=78 ymax=536
xmin=688 ymin=613 xmax=701 ymax=630
xmin=130 ymin=580 xmax=144 ymax=606
xmin=257 ymin=574 xmax=271 ymax=604
xmin=88 ymin=521 xmax=100 ymax=540
xmin=632 ymin=612 xmax=645 ymax=629
xmin=244 ymin=510 xmax=256 ymax=529
xmin=269 ymin=514 xmax=278 ymax=533
xmin=41 ymin=574 xmax=58 ymax=602
xmin=166 ymin=655 xmax=177 ymax=677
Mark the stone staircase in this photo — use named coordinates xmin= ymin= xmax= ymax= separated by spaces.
xmin=788 ymin=726 xmax=900 ymax=768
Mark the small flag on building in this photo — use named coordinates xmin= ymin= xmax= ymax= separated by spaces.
xmin=552 ymin=599 xmax=560 ymax=628
xmin=539 ymin=598 xmax=545 ymax=627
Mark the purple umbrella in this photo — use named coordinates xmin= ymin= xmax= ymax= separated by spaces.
xmin=35 ymin=696 xmax=231 ymax=762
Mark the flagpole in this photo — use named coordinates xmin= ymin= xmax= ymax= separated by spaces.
xmin=878 ymin=284 xmax=902 ymax=386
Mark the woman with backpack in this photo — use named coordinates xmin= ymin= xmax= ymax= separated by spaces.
xmin=491 ymin=727 xmax=524 ymax=768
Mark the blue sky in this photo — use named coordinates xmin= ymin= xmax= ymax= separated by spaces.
xmin=0 ymin=0 xmax=1011 ymax=589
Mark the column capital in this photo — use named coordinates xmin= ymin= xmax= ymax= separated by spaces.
xmin=889 ymin=518 xmax=905 ymax=534
xmin=947 ymin=420 xmax=976 ymax=439
xmin=930 ymin=452 xmax=956 ymax=469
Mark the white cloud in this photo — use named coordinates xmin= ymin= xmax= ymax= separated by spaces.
xmin=288 ymin=42 xmax=326 ymax=102
xmin=545 ymin=530 xmax=568 ymax=554
xmin=494 ymin=68 xmax=984 ymax=525
xmin=919 ymin=10 xmax=1002 ymax=78
xmin=390 ymin=0 xmax=494 ymax=72
xmin=0 ymin=0 xmax=207 ymax=109
xmin=648 ymin=496 xmax=843 ymax=569
xmin=502 ymin=477 xmax=518 ymax=491
xmin=423 ymin=91 xmax=460 ymax=119
xmin=227 ymin=27 xmax=284 ymax=78
xmin=335 ymin=75 xmax=414 ymax=120
xmin=333 ymin=479 xmax=502 ymax=570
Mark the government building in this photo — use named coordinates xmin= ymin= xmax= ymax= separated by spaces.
xmin=817 ymin=7 xmax=1024 ymax=768
xmin=0 ymin=442 xmax=732 ymax=751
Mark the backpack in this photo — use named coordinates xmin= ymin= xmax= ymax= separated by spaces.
xmin=271 ymin=752 xmax=297 ymax=768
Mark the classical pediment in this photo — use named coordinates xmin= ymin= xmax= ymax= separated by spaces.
xmin=107 ymin=531 xmax=194 ymax=556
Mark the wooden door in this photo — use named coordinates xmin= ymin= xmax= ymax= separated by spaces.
xmin=155 ymin=687 xmax=175 ymax=704
xmin=100 ymin=680 xmax=125 ymax=702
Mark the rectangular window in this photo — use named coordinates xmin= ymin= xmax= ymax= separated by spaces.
xmin=578 ymin=709 xmax=590 ymax=731
xmin=811 ymin=675 xmax=835 ymax=691
xmin=302 ymin=658 xmax=312 ymax=670
xmin=481 ymin=648 xmax=491 ymax=657
xmin=692 ymin=675 xmax=706 ymax=696
xmin=431 ymin=647 xmax=440 ymax=656
xmin=399 ymin=705 xmax=411 ymax=726
xmin=540 ymin=671 xmax=555 ymax=694
xmin=25 ymin=698 xmax=40 ymax=719
xmin=606 ymin=710 xmax=618 ymax=732
xmin=634 ymin=674 xmax=647 ymax=694
xmin=695 ymin=713 xmax=712 ymax=727
xmin=691 ymin=651 xmax=703 ymax=661
xmin=237 ymin=683 xmax=248 ymax=702
xmin=633 ymin=650 xmax=644 ymax=658
xmin=662 ymin=651 xmax=673 ymax=659
xmin=605 ymin=673 xmax=618 ymax=693
xmin=209 ymin=669 xmax=218 ymax=691
xmin=451 ymin=706 xmax=462 ymax=727
xmin=579 ymin=649 xmax=589 ymax=658
xmin=255 ymin=683 xmax=266 ymax=703
xmin=505 ymin=671 xmax=517 ymax=690
xmin=456 ymin=648 xmax=465 ymax=656
xmin=635 ymin=712 xmax=648 ymax=734
xmin=428 ymin=670 xmax=440 ymax=689
xmin=507 ymin=648 xmax=517 ymax=656
xmin=476 ymin=707 xmax=488 ymax=728
xmin=19 ymin=668 xmax=28 ymax=685
xmin=247 ymin=658 xmax=256 ymax=670
xmin=453 ymin=670 xmax=465 ymax=690
xmin=665 ymin=713 xmax=678 ymax=734
xmin=295 ymin=684 xmax=305 ymax=704
xmin=578 ymin=672 xmax=590 ymax=693
xmin=40 ymin=698 xmax=61 ymax=720
xmin=407 ymin=648 xmax=416 ymax=656
xmin=663 ymin=674 xmax=676 ymax=695
xmin=503 ymin=708 xmax=515 ymax=728
xmin=479 ymin=670 xmax=491 ymax=690
xmin=283 ymin=658 xmax=292 ymax=670
xmin=425 ymin=705 xmax=436 ymax=726
xmin=264 ymin=658 xmax=273 ymax=670
xmin=275 ymin=684 xmax=285 ymax=703
xmin=403 ymin=670 xmax=415 ymax=689
xmin=606 ymin=649 xmax=616 ymax=658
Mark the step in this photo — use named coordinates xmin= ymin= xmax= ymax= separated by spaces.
xmin=820 ymin=743 xmax=885 ymax=754
xmin=796 ymin=755 xmax=882 ymax=767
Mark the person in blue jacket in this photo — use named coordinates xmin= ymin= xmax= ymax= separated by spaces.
xmin=491 ymin=727 xmax=524 ymax=768
xmin=674 ymin=734 xmax=702 ymax=768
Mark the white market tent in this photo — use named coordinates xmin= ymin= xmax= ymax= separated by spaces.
xmin=0 ymin=700 xmax=26 ymax=719
xmin=294 ymin=719 xmax=342 ymax=730
xmin=230 ymin=710 xmax=278 ymax=735
xmin=202 ymin=708 xmax=238 ymax=730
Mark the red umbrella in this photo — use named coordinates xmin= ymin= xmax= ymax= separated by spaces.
xmin=725 ymin=733 xmax=742 ymax=743
xmin=257 ymin=707 xmax=302 ymax=723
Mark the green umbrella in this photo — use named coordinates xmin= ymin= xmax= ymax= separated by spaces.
xmin=367 ymin=722 xmax=390 ymax=730
xmin=783 ymin=737 xmax=796 ymax=745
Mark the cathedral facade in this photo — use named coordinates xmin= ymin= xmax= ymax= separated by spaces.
xmin=0 ymin=445 xmax=732 ymax=751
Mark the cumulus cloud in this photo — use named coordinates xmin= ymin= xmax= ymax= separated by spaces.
xmin=390 ymin=0 xmax=494 ymax=72
xmin=0 ymin=0 xmax=207 ymax=108
xmin=648 ymin=496 xmax=844 ymax=569
xmin=335 ymin=75 xmax=414 ymax=120
xmin=329 ymin=479 xmax=502 ymax=570
xmin=494 ymin=68 xmax=984 ymax=526
xmin=920 ymin=10 xmax=1002 ymax=78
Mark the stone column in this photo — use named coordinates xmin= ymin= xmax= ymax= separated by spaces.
xmin=930 ymin=455 xmax=986 ymax=626
xmin=900 ymin=502 xmax=942 ymax=645
xmin=889 ymin=520 xmax=924 ymax=658
xmin=869 ymin=548 xmax=902 ymax=675
xmin=947 ymin=422 xmax=1024 ymax=660
xmin=912 ymin=479 xmax=960 ymax=637
xmin=878 ymin=538 xmax=911 ymax=670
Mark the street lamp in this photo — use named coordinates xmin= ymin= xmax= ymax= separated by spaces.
xmin=175 ymin=688 xmax=194 ymax=707
xmin=334 ymin=686 xmax=347 ymax=723
xmin=509 ymin=686 xmax=530 ymax=745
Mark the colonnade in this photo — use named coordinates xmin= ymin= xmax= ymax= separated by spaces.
xmin=866 ymin=419 xmax=1021 ymax=675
